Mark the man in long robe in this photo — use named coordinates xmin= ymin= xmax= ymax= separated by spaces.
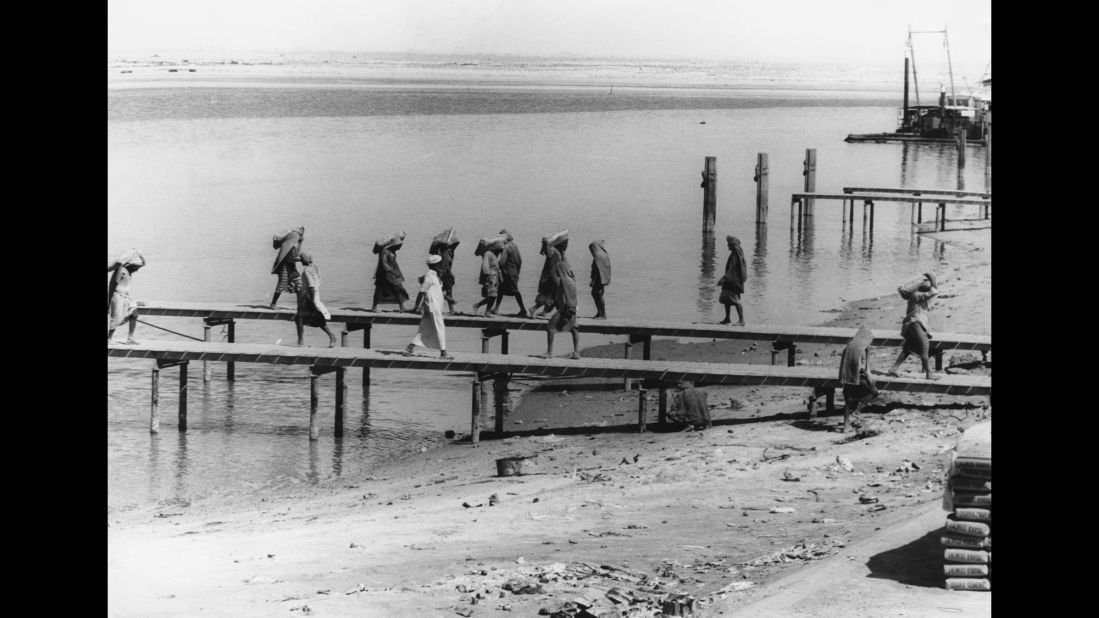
xmin=531 ymin=230 xmax=569 ymax=317
xmin=717 ymin=235 xmax=747 ymax=325
xmin=492 ymin=229 xmax=532 ymax=318
xmin=588 ymin=240 xmax=611 ymax=319
xmin=428 ymin=228 xmax=459 ymax=315
xmin=405 ymin=255 xmax=453 ymax=359
xmin=371 ymin=232 xmax=409 ymax=311
xmin=838 ymin=326 xmax=879 ymax=432
xmin=542 ymin=253 xmax=580 ymax=359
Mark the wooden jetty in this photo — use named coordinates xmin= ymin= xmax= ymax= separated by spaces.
xmin=108 ymin=339 xmax=991 ymax=440
xmin=790 ymin=191 xmax=991 ymax=233
xmin=136 ymin=301 xmax=991 ymax=374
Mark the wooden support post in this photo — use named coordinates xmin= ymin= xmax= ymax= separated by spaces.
xmin=939 ymin=203 xmax=947 ymax=232
xmin=918 ymin=202 xmax=923 ymax=223
xmin=789 ymin=198 xmax=797 ymax=230
xmin=862 ymin=201 xmax=868 ymax=227
xmin=501 ymin=330 xmax=509 ymax=355
xmin=150 ymin=366 xmax=160 ymax=434
xmin=471 ymin=378 xmax=482 ymax=444
xmin=803 ymin=148 xmax=817 ymax=216
xmin=481 ymin=335 xmax=490 ymax=354
xmin=203 ymin=325 xmax=212 ymax=381
xmin=309 ymin=372 xmax=320 ymax=441
xmin=956 ymin=129 xmax=966 ymax=167
xmin=362 ymin=324 xmax=371 ymax=388
xmin=623 ymin=342 xmax=633 ymax=391
xmin=642 ymin=336 xmax=652 ymax=361
xmin=658 ymin=385 xmax=668 ymax=425
xmin=869 ymin=201 xmax=875 ymax=231
xmin=335 ymin=366 xmax=346 ymax=438
xmin=934 ymin=350 xmax=944 ymax=371
xmin=178 ymin=362 xmax=188 ymax=432
xmin=755 ymin=153 xmax=768 ymax=224
xmin=493 ymin=374 xmax=508 ymax=436
xmin=226 ymin=320 xmax=236 ymax=381
xmin=702 ymin=156 xmax=717 ymax=232
xmin=637 ymin=388 xmax=648 ymax=433
xmin=825 ymin=388 xmax=835 ymax=415
xmin=787 ymin=343 xmax=797 ymax=367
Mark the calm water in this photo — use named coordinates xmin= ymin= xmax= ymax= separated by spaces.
xmin=107 ymin=56 xmax=991 ymax=514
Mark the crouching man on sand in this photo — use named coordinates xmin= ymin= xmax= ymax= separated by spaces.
xmin=667 ymin=381 xmax=712 ymax=430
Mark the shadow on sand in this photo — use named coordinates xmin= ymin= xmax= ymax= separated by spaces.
xmin=866 ymin=528 xmax=946 ymax=588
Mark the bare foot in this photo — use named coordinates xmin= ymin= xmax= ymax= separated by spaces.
xmin=569 ymin=352 xmax=580 ymax=360
xmin=122 ymin=338 xmax=138 ymax=345
xmin=734 ymin=321 xmax=745 ymax=326
xmin=924 ymin=373 xmax=941 ymax=381
xmin=440 ymin=352 xmax=454 ymax=360
xmin=719 ymin=319 xmax=731 ymax=325
xmin=886 ymin=370 xmax=900 ymax=377
xmin=267 ymin=304 xmax=279 ymax=310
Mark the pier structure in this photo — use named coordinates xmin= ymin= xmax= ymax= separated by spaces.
xmin=111 ymin=306 xmax=991 ymax=442
xmin=137 ymin=302 xmax=990 ymax=375
xmin=790 ymin=190 xmax=991 ymax=233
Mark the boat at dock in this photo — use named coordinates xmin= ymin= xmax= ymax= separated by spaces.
xmin=846 ymin=28 xmax=990 ymax=145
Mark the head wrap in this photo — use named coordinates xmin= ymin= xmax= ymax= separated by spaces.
xmin=426 ymin=254 xmax=442 ymax=265
xmin=373 ymin=231 xmax=406 ymax=254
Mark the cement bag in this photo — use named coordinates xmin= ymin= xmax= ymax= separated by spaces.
xmin=943 ymin=548 xmax=989 ymax=564
xmin=954 ymin=507 xmax=991 ymax=522
xmin=952 ymin=492 xmax=991 ymax=508
xmin=945 ymin=578 xmax=990 ymax=591
xmin=944 ymin=563 xmax=989 ymax=577
xmin=897 ymin=274 xmax=928 ymax=299
xmin=945 ymin=517 xmax=990 ymax=538
xmin=940 ymin=534 xmax=987 ymax=550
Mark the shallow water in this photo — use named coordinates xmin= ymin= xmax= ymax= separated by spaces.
xmin=107 ymin=56 xmax=991 ymax=514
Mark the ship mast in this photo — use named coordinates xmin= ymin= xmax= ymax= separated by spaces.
xmin=906 ymin=26 xmax=920 ymax=107
xmin=908 ymin=26 xmax=956 ymax=106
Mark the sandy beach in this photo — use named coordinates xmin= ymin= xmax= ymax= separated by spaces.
xmin=107 ymin=226 xmax=990 ymax=617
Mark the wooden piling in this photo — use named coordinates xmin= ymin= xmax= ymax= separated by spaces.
xmin=802 ymin=149 xmax=817 ymax=216
xmin=178 ymin=362 xmax=188 ymax=432
xmin=825 ymin=388 xmax=835 ymax=415
xmin=471 ymin=378 xmax=482 ymax=444
xmin=481 ymin=336 xmax=490 ymax=421
xmin=787 ymin=344 xmax=797 ymax=367
xmin=642 ymin=336 xmax=652 ymax=361
xmin=956 ymin=129 xmax=966 ymax=167
xmin=658 ymin=385 xmax=668 ymax=424
xmin=203 ymin=325 xmax=212 ymax=381
xmin=362 ymin=324 xmax=371 ymax=389
xmin=309 ymin=373 xmax=319 ymax=441
xmin=336 ymin=327 xmax=348 ymax=438
xmin=501 ymin=331 xmax=509 ymax=355
xmin=494 ymin=374 xmax=508 ymax=435
xmin=755 ymin=153 xmax=769 ymax=224
xmin=623 ymin=341 xmax=633 ymax=391
xmin=702 ymin=156 xmax=717 ymax=232
xmin=150 ymin=366 xmax=160 ymax=434
xmin=637 ymin=388 xmax=648 ymax=432
xmin=226 ymin=320 xmax=236 ymax=381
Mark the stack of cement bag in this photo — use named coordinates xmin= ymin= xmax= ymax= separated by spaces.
xmin=941 ymin=421 xmax=991 ymax=591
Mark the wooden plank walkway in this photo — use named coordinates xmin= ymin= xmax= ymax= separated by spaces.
xmin=790 ymin=192 xmax=991 ymax=233
xmin=842 ymin=187 xmax=991 ymax=199
xmin=108 ymin=339 xmax=991 ymax=440
xmin=137 ymin=301 xmax=991 ymax=354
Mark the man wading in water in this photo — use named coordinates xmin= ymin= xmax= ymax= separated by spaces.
xmin=718 ymin=235 xmax=746 ymax=325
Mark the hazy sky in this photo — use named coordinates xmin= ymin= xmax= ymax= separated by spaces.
xmin=107 ymin=0 xmax=991 ymax=67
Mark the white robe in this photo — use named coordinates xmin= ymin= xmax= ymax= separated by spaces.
xmin=411 ymin=269 xmax=446 ymax=350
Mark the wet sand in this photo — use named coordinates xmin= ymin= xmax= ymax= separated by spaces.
xmin=107 ymin=228 xmax=990 ymax=617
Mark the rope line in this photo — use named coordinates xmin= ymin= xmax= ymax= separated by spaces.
xmin=136 ymin=319 xmax=205 ymax=342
